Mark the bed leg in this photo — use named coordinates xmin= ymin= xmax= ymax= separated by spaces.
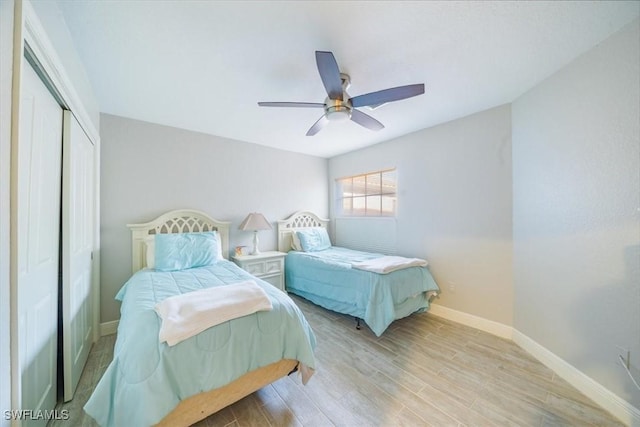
xmin=355 ymin=318 xmax=361 ymax=330
xmin=287 ymin=363 xmax=299 ymax=376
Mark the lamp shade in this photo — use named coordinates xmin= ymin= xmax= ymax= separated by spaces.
xmin=238 ymin=213 xmax=272 ymax=231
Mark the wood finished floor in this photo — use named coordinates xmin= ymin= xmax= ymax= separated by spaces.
xmin=56 ymin=295 xmax=624 ymax=426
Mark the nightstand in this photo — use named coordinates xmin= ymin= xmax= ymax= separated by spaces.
xmin=232 ymin=251 xmax=287 ymax=292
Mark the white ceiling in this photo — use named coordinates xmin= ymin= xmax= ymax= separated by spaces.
xmin=59 ymin=1 xmax=639 ymax=158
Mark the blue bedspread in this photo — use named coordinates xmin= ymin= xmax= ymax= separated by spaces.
xmin=84 ymin=260 xmax=316 ymax=427
xmin=286 ymin=247 xmax=440 ymax=336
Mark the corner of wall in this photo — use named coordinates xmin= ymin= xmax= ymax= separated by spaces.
xmin=429 ymin=305 xmax=639 ymax=425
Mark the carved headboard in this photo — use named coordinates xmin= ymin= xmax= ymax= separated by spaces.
xmin=127 ymin=209 xmax=231 ymax=273
xmin=277 ymin=211 xmax=330 ymax=252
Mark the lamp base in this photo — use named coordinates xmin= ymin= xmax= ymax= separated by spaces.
xmin=251 ymin=231 xmax=261 ymax=255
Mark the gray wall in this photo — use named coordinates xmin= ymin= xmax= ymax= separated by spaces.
xmin=329 ymin=104 xmax=514 ymax=326
xmin=100 ymin=114 xmax=328 ymax=322
xmin=512 ymin=19 xmax=640 ymax=409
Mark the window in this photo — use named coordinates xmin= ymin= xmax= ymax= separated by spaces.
xmin=336 ymin=169 xmax=397 ymax=217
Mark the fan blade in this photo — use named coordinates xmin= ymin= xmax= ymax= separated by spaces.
xmin=258 ymin=102 xmax=324 ymax=108
xmin=306 ymin=115 xmax=329 ymax=136
xmin=315 ymin=51 xmax=343 ymax=101
xmin=351 ymin=109 xmax=384 ymax=131
xmin=350 ymin=83 xmax=425 ymax=108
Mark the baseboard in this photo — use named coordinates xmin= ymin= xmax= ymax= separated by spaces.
xmin=427 ymin=303 xmax=639 ymax=426
xmin=99 ymin=320 xmax=118 ymax=336
xmin=512 ymin=330 xmax=640 ymax=427
xmin=428 ymin=303 xmax=513 ymax=339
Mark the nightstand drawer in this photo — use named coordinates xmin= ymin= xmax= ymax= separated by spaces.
xmin=245 ymin=262 xmax=266 ymax=276
xmin=265 ymin=259 xmax=283 ymax=274
xmin=241 ymin=259 xmax=283 ymax=276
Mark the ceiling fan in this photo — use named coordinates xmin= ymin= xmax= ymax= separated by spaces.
xmin=258 ymin=51 xmax=425 ymax=136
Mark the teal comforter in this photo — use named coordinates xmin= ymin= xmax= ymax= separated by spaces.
xmin=286 ymin=247 xmax=440 ymax=336
xmin=84 ymin=260 xmax=316 ymax=427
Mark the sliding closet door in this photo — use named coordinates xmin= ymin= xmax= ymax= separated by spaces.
xmin=62 ymin=111 xmax=95 ymax=402
xmin=17 ymin=61 xmax=63 ymax=425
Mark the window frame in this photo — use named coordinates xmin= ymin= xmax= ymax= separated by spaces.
xmin=335 ymin=168 xmax=397 ymax=218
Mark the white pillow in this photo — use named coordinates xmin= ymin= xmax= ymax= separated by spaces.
xmin=145 ymin=231 xmax=224 ymax=269
xmin=145 ymin=236 xmax=155 ymax=268
xmin=291 ymin=232 xmax=302 ymax=251
xmin=215 ymin=233 xmax=223 ymax=260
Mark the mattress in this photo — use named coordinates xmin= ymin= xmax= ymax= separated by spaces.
xmin=285 ymin=247 xmax=440 ymax=336
xmin=84 ymin=260 xmax=316 ymax=427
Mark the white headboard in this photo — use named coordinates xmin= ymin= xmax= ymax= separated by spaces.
xmin=127 ymin=209 xmax=231 ymax=273
xmin=277 ymin=211 xmax=330 ymax=252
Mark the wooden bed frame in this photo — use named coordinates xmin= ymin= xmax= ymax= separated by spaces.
xmin=125 ymin=209 xmax=298 ymax=427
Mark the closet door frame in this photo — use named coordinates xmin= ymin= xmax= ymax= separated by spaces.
xmin=10 ymin=0 xmax=101 ymax=417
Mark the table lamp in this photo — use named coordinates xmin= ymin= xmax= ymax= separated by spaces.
xmin=238 ymin=212 xmax=272 ymax=255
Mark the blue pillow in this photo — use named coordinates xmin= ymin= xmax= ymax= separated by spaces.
xmin=296 ymin=228 xmax=331 ymax=252
xmin=154 ymin=231 xmax=219 ymax=271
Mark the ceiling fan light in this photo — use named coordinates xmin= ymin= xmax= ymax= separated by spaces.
xmin=325 ymin=105 xmax=351 ymax=122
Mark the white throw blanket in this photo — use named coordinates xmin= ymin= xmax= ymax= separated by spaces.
xmin=155 ymin=280 xmax=273 ymax=346
xmin=352 ymin=255 xmax=428 ymax=274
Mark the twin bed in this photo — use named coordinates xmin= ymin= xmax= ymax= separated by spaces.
xmin=84 ymin=210 xmax=316 ymax=427
xmin=85 ymin=209 xmax=439 ymax=426
xmin=278 ymin=211 xmax=440 ymax=336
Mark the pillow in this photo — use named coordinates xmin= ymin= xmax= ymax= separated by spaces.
xmin=215 ymin=233 xmax=224 ymax=260
xmin=145 ymin=236 xmax=155 ymax=268
xmin=290 ymin=232 xmax=302 ymax=251
xmin=146 ymin=231 xmax=224 ymax=269
xmin=154 ymin=231 xmax=221 ymax=271
xmin=296 ymin=228 xmax=331 ymax=252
